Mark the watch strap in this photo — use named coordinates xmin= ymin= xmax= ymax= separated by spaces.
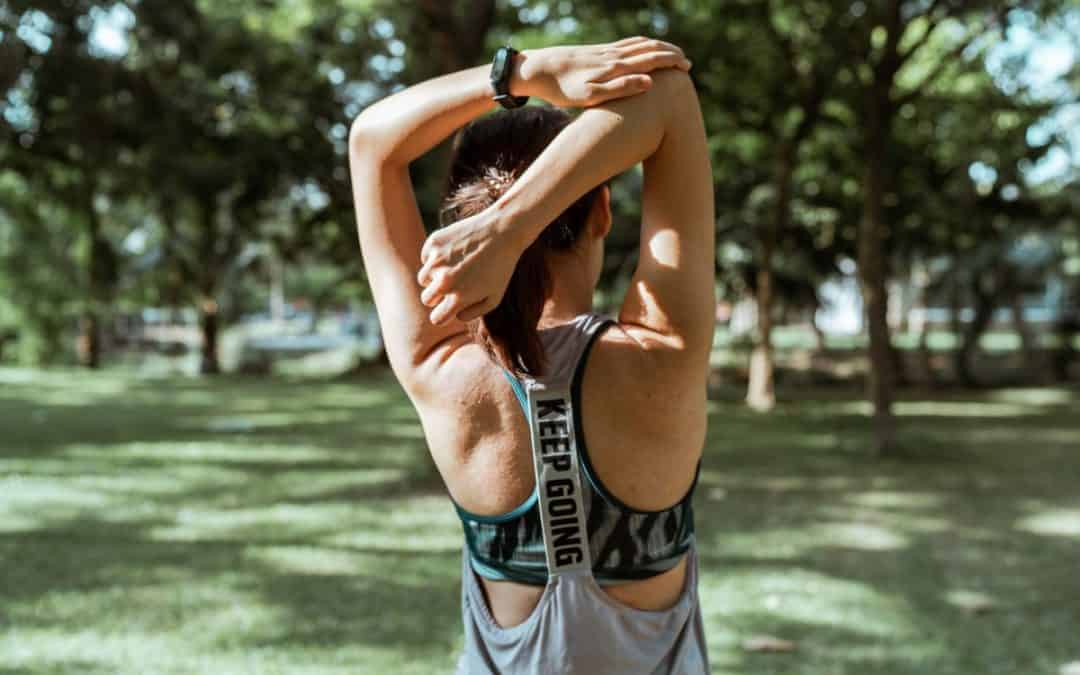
xmin=491 ymin=46 xmax=529 ymax=109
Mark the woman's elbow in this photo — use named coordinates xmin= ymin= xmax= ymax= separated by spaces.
xmin=348 ymin=113 xmax=381 ymax=160
xmin=649 ymin=68 xmax=697 ymax=98
xmin=348 ymin=107 xmax=400 ymax=165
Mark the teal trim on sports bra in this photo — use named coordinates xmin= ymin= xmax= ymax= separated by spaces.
xmin=452 ymin=490 xmax=538 ymax=524
xmin=501 ymin=368 xmax=529 ymax=415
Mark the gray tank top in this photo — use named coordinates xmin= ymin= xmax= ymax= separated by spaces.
xmin=456 ymin=312 xmax=710 ymax=674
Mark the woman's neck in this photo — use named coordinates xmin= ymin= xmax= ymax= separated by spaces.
xmin=538 ymin=289 xmax=593 ymax=328
xmin=539 ymin=303 xmax=593 ymax=329
xmin=538 ymin=247 xmax=596 ymax=328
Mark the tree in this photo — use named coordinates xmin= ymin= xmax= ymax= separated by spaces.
xmin=707 ymin=1 xmax=850 ymax=411
xmin=1 ymin=1 xmax=145 ymax=367
xmin=838 ymin=1 xmax=1037 ymax=454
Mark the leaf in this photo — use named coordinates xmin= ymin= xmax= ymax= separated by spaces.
xmin=741 ymin=635 xmax=798 ymax=653
xmin=1059 ymin=662 xmax=1080 ymax=675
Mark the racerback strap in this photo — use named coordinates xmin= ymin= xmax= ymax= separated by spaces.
xmin=525 ymin=378 xmax=592 ymax=577
xmin=516 ymin=313 xmax=613 ymax=578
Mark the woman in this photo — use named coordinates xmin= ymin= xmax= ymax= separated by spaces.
xmin=349 ymin=37 xmax=714 ymax=674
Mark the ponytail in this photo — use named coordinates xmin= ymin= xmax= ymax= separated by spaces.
xmin=470 ymin=238 xmax=551 ymax=376
xmin=440 ymin=108 xmax=603 ymax=377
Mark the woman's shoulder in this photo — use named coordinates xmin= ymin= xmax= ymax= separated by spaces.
xmin=593 ymin=317 xmax=711 ymax=381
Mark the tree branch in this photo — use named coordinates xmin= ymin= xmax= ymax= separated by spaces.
xmin=762 ymin=0 xmax=799 ymax=81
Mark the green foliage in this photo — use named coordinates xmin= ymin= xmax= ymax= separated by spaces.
xmin=0 ymin=0 xmax=1076 ymax=375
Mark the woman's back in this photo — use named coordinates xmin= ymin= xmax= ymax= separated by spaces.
xmin=435 ymin=312 xmax=709 ymax=674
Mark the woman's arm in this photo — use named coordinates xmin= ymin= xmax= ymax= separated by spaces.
xmin=348 ymin=38 xmax=691 ymax=389
xmin=419 ymin=69 xmax=715 ymax=359
xmin=347 ymin=65 xmax=497 ymax=388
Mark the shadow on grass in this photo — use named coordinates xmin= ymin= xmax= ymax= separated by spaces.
xmin=0 ymin=512 xmax=463 ymax=662
xmin=693 ymin=384 xmax=1080 ymax=673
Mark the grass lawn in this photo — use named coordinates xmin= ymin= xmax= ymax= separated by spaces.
xmin=1 ymin=367 xmax=1078 ymax=674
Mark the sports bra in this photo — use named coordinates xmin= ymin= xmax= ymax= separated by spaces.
xmin=451 ymin=313 xmax=700 ymax=586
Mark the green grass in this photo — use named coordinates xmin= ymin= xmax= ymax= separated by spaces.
xmin=1 ymin=367 xmax=1078 ymax=674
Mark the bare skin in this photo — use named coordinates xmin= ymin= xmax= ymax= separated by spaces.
xmin=349 ymin=39 xmax=714 ymax=629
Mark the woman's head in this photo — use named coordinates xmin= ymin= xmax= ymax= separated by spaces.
xmin=440 ymin=106 xmax=609 ymax=378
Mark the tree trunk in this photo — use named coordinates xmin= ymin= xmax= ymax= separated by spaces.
xmin=1054 ymin=316 xmax=1077 ymax=382
xmin=77 ymin=311 xmax=101 ymax=369
xmin=956 ymin=269 xmax=1005 ymax=387
xmin=891 ymin=339 xmax=907 ymax=387
xmin=857 ymin=89 xmax=896 ymax=456
xmin=269 ymin=253 xmax=286 ymax=326
xmin=747 ymin=146 xmax=795 ymax=412
xmin=199 ymin=298 xmax=221 ymax=375
xmin=811 ymin=315 xmax=827 ymax=355
xmin=1054 ymin=281 xmax=1077 ymax=382
xmin=918 ymin=314 xmax=937 ymax=387
xmin=79 ymin=188 xmax=104 ymax=369
xmin=1009 ymin=288 xmax=1036 ymax=378
xmin=914 ymin=279 xmax=938 ymax=387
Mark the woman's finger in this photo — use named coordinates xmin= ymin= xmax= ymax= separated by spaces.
xmin=418 ymin=252 xmax=446 ymax=286
xmin=420 ymin=274 xmax=446 ymax=307
xmin=420 ymin=230 xmax=446 ymax=266
xmin=421 ymin=266 xmax=457 ymax=306
xmin=611 ymin=35 xmax=651 ymax=48
xmin=586 ymin=74 xmax=652 ymax=104
xmin=456 ymin=297 xmax=492 ymax=322
xmin=610 ymin=50 xmax=691 ymax=77
xmin=429 ymin=293 xmax=462 ymax=326
xmin=617 ymin=38 xmax=684 ymax=58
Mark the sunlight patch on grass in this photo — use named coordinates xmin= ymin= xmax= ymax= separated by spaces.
xmin=961 ymin=427 xmax=1080 ymax=448
xmin=69 ymin=468 xmax=252 ymax=496
xmin=183 ymin=410 xmax=359 ymax=432
xmin=322 ymin=528 xmax=463 ymax=555
xmin=703 ymin=568 xmax=921 ymax=638
xmin=322 ymin=496 xmax=463 ymax=554
xmin=846 ymin=490 xmax=945 ymax=510
xmin=988 ymin=388 xmax=1077 ymax=406
xmin=64 ymin=441 xmax=346 ymax=464
xmin=246 ymin=545 xmax=377 ymax=576
xmin=702 ymin=471 xmax=897 ymax=494
xmin=818 ymin=522 xmax=910 ymax=551
xmin=714 ymin=519 xmax=910 ymax=560
xmin=831 ymin=400 xmax=874 ymax=415
xmin=147 ymin=503 xmax=359 ymax=542
xmin=0 ymin=367 xmax=128 ymax=393
xmin=0 ymin=628 xmax=178 ymax=674
xmin=381 ymin=422 xmax=426 ymax=439
xmin=1016 ymin=508 xmax=1080 ymax=539
xmin=944 ymin=588 xmax=999 ymax=613
xmin=264 ymin=467 xmax=408 ymax=499
xmin=0 ymin=476 xmax=111 ymax=507
xmin=895 ymin=401 xmax=1040 ymax=417
xmin=0 ymin=512 xmax=49 ymax=533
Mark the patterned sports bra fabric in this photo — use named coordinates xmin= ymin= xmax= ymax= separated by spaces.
xmin=452 ymin=312 xmax=699 ymax=586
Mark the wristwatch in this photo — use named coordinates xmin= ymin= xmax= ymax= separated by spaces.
xmin=490 ymin=45 xmax=529 ymax=109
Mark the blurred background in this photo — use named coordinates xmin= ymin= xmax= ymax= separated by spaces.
xmin=1 ymin=1 xmax=1078 ymax=674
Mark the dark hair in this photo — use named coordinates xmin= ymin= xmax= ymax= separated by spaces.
xmin=440 ymin=106 xmax=604 ymax=378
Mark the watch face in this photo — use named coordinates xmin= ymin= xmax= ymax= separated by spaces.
xmin=492 ymin=48 xmax=510 ymax=80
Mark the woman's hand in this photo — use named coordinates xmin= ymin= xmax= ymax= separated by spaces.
xmin=417 ymin=210 xmax=524 ymax=326
xmin=516 ymin=36 xmax=691 ymax=108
